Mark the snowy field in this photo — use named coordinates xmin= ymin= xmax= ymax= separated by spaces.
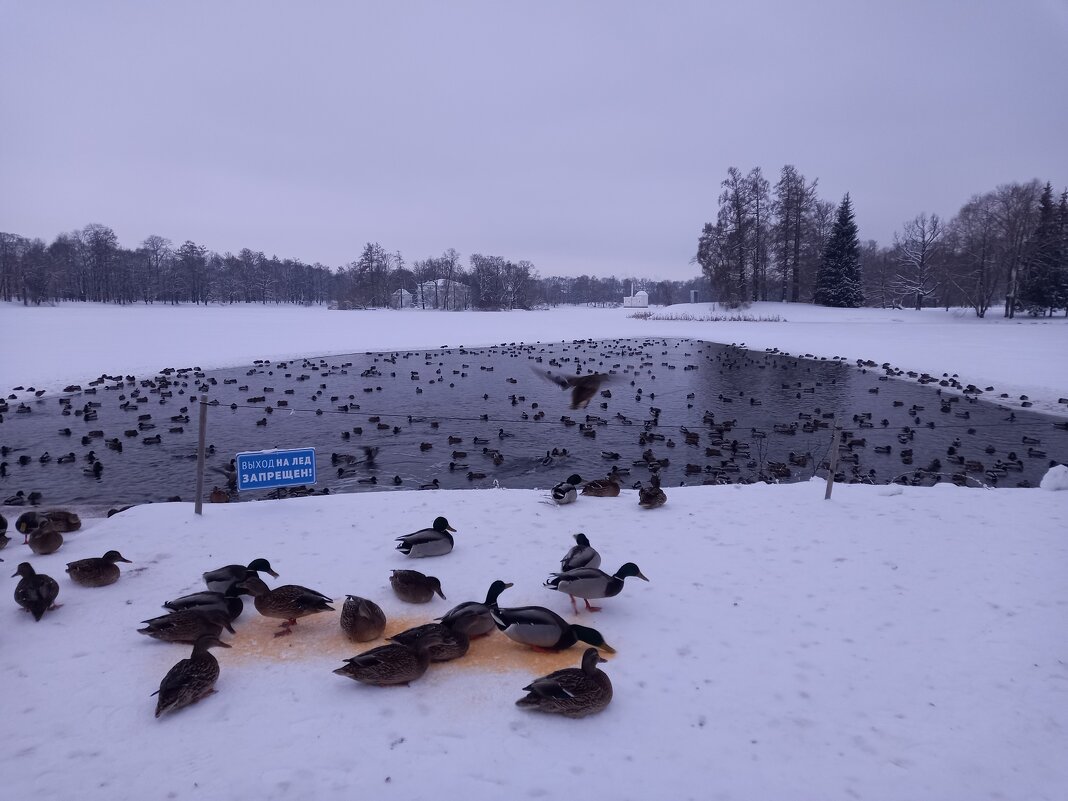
xmin=1 ymin=301 xmax=1066 ymax=801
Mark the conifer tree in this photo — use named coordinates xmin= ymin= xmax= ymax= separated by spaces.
xmin=1018 ymin=182 xmax=1066 ymax=315
xmin=814 ymin=194 xmax=863 ymax=307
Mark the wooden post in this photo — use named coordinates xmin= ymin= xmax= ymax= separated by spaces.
xmin=194 ymin=397 xmax=208 ymax=515
xmin=824 ymin=422 xmax=840 ymax=500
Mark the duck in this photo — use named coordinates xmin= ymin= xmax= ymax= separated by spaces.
xmin=237 ymin=575 xmax=334 ymax=636
xmin=153 ymin=634 xmax=231 ymax=718
xmin=163 ymin=588 xmax=245 ymax=621
xmin=437 ymin=580 xmax=514 ymax=637
xmin=82 ymin=461 xmax=103 ymax=478
xmin=389 ymin=622 xmax=470 ymax=662
xmin=138 ymin=608 xmax=237 ymax=643
xmin=12 ymin=562 xmax=60 ymax=621
xmin=515 ymin=647 xmax=613 ymax=718
xmin=538 ymin=370 xmax=612 ymax=410
xmin=332 ymin=629 xmax=445 ymax=686
xmin=491 ymin=602 xmax=615 ymax=653
xmin=203 ymin=558 xmax=279 ymax=594
xmin=394 ymin=516 xmax=456 ymax=558
xmin=339 ymin=595 xmax=387 ymax=642
xmin=15 ymin=510 xmax=45 ymax=537
xmin=0 ymin=513 xmax=8 ymax=550
xmin=43 ymin=509 xmax=81 ymax=533
xmin=28 ymin=522 xmax=64 ymax=555
xmin=551 ymin=474 xmax=583 ymax=505
xmin=4 ymin=491 xmax=27 ymax=506
xmin=545 ymin=562 xmax=650 ymax=613
xmin=560 ymin=533 xmax=601 ymax=572
xmin=581 ymin=477 xmax=620 ymax=497
xmin=638 ymin=474 xmax=667 ymax=509
xmin=65 ymin=550 xmax=132 ymax=587
xmin=389 ymin=569 xmax=445 ymax=604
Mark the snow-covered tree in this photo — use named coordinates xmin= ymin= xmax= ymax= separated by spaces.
xmin=813 ymin=194 xmax=863 ymax=307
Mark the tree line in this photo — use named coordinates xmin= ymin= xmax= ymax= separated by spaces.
xmin=0 ymin=227 xmax=704 ymax=310
xmin=695 ymin=166 xmax=1068 ymax=317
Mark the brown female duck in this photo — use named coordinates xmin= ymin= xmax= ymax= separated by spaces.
xmin=65 ymin=550 xmax=132 ymax=587
xmin=237 ymin=575 xmax=334 ymax=636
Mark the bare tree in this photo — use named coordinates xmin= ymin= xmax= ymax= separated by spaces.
xmin=991 ymin=180 xmax=1041 ymax=318
xmin=945 ymin=193 xmax=1001 ymax=317
xmin=893 ymin=213 xmax=946 ymax=309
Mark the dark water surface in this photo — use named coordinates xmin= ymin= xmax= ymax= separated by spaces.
xmin=1 ymin=337 xmax=1064 ymax=508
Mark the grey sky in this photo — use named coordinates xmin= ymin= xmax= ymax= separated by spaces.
xmin=2 ymin=1 xmax=1066 ymax=280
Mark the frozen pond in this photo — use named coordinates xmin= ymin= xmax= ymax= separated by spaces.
xmin=1 ymin=337 xmax=1064 ymax=508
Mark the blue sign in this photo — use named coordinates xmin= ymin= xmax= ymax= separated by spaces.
xmin=236 ymin=448 xmax=316 ymax=491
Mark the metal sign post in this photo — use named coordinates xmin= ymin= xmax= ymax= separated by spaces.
xmin=194 ymin=397 xmax=209 ymax=515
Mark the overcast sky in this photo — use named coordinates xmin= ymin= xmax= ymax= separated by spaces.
xmin=2 ymin=1 xmax=1066 ymax=280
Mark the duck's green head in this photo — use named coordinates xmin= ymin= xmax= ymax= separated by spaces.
xmin=566 ymin=474 xmax=583 ymax=486
xmin=574 ymin=533 xmax=591 ymax=547
xmin=485 ymin=579 xmax=514 ymax=606
xmin=248 ymin=558 xmax=279 ymax=578
xmin=616 ymin=562 xmax=649 ymax=582
xmin=433 ymin=517 xmax=456 ymax=533
xmin=572 ymin=625 xmax=615 ymax=654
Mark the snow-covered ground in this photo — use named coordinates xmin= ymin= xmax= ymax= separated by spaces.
xmin=1 ymin=301 xmax=1066 ymax=801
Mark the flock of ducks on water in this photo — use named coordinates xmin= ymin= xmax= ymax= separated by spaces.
xmin=3 ymin=339 xmax=1063 ymax=511
xmin=9 ymin=510 xmax=648 ymax=719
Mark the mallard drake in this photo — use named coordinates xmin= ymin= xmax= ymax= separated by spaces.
xmin=15 ymin=510 xmax=45 ymax=537
xmin=339 ymin=595 xmax=387 ymax=642
xmin=389 ymin=622 xmax=469 ymax=662
xmin=545 ymin=562 xmax=649 ymax=613
xmin=560 ymin=533 xmax=601 ymax=572
xmin=203 ymin=558 xmax=278 ymax=594
xmin=516 ymin=647 xmax=613 ymax=718
xmin=638 ymin=474 xmax=667 ymax=509
xmin=12 ymin=561 xmax=60 ymax=621
xmin=333 ymin=629 xmax=445 ymax=686
xmin=153 ymin=634 xmax=231 ymax=718
xmin=389 ymin=569 xmax=445 ymax=604
xmin=28 ymin=522 xmax=63 ymax=555
xmin=537 ymin=370 xmax=612 ymax=410
xmin=138 ymin=608 xmax=236 ymax=643
xmin=581 ymin=477 xmax=620 ymax=497
xmin=65 ymin=550 xmax=132 ymax=587
xmin=236 ymin=575 xmax=334 ymax=636
xmin=395 ymin=516 xmax=456 ymax=557
xmin=491 ymin=603 xmax=615 ymax=653
xmin=438 ymin=580 xmax=514 ymax=637
xmin=164 ymin=588 xmax=245 ymax=620
xmin=551 ymin=474 xmax=583 ymax=505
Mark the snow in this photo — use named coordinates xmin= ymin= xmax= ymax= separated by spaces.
xmin=1040 ymin=464 xmax=1068 ymax=490
xmin=1 ymin=301 xmax=1067 ymax=801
